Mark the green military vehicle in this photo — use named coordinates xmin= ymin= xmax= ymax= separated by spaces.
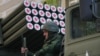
xmin=65 ymin=0 xmax=100 ymax=56
xmin=0 ymin=0 xmax=100 ymax=56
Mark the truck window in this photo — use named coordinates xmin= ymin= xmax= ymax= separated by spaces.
xmin=71 ymin=7 xmax=97 ymax=39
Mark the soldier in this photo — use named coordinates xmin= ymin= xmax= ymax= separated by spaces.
xmin=21 ymin=21 xmax=63 ymax=56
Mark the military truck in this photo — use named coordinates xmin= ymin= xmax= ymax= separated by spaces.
xmin=65 ymin=0 xmax=100 ymax=56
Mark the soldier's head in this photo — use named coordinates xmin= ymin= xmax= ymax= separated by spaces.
xmin=42 ymin=21 xmax=59 ymax=40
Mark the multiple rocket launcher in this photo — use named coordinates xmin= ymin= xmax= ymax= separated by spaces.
xmin=24 ymin=0 xmax=65 ymax=35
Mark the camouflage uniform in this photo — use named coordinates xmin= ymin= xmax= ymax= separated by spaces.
xmin=34 ymin=34 xmax=62 ymax=56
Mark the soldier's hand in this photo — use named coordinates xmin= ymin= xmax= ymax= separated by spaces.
xmin=21 ymin=47 xmax=28 ymax=53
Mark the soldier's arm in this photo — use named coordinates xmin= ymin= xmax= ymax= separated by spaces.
xmin=34 ymin=39 xmax=60 ymax=56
